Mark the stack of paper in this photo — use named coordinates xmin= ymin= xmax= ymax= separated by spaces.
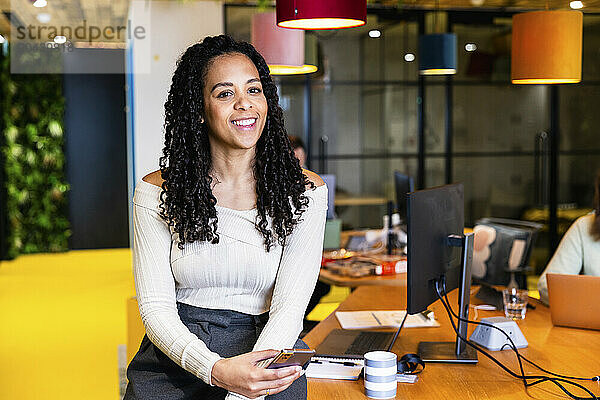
xmin=335 ymin=310 xmax=440 ymax=330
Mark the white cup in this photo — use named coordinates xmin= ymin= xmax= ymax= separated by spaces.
xmin=364 ymin=351 xmax=397 ymax=399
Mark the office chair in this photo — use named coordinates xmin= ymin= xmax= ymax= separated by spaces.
xmin=472 ymin=218 xmax=542 ymax=290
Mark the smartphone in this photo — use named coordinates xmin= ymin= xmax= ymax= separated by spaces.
xmin=265 ymin=349 xmax=315 ymax=370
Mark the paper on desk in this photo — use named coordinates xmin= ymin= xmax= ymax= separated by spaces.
xmin=335 ymin=310 xmax=440 ymax=330
xmin=305 ymin=357 xmax=364 ymax=380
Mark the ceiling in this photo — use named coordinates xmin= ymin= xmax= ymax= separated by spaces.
xmin=0 ymin=0 xmax=130 ymax=42
xmin=373 ymin=0 xmax=600 ymax=11
xmin=0 ymin=0 xmax=598 ymax=42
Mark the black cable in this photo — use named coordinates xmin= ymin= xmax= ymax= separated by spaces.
xmin=440 ymin=280 xmax=598 ymax=384
xmin=499 ymin=343 xmax=600 ymax=382
xmin=386 ymin=309 xmax=408 ymax=352
xmin=437 ymin=284 xmax=596 ymax=400
xmin=438 ymin=281 xmax=598 ymax=400
xmin=434 ymin=279 xmax=598 ymax=400
xmin=437 ymin=286 xmax=597 ymax=400
xmin=434 ymin=279 xmax=529 ymax=388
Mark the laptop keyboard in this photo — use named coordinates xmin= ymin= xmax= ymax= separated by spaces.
xmin=345 ymin=331 xmax=394 ymax=355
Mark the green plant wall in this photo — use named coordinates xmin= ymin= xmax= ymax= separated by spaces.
xmin=1 ymin=49 xmax=70 ymax=259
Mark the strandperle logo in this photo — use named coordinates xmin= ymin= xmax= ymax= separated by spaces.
xmin=15 ymin=19 xmax=147 ymax=43
xmin=9 ymin=0 xmax=151 ymax=74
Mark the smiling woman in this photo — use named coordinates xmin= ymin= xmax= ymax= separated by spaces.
xmin=124 ymin=35 xmax=327 ymax=400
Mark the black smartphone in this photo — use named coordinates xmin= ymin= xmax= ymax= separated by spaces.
xmin=265 ymin=349 xmax=315 ymax=370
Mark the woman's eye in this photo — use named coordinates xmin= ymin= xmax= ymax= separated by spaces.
xmin=249 ymin=87 xmax=262 ymax=94
xmin=216 ymin=90 xmax=233 ymax=99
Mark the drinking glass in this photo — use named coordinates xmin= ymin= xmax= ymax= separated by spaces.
xmin=502 ymin=288 xmax=529 ymax=320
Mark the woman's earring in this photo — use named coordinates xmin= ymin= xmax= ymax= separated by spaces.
xmin=200 ymin=117 xmax=205 ymax=124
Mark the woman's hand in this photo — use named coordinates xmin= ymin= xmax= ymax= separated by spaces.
xmin=211 ymin=349 xmax=302 ymax=398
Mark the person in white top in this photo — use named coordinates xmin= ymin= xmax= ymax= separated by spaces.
xmin=124 ymin=35 xmax=327 ymax=400
xmin=537 ymin=173 xmax=600 ymax=305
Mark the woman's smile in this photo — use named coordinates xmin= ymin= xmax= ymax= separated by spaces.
xmin=230 ymin=116 xmax=258 ymax=131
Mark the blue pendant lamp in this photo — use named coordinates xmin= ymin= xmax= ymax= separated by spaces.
xmin=418 ymin=33 xmax=457 ymax=75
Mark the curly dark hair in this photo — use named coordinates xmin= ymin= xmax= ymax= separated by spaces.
xmin=158 ymin=35 xmax=313 ymax=251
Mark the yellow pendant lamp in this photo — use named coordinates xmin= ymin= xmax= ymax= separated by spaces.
xmin=511 ymin=10 xmax=583 ymax=84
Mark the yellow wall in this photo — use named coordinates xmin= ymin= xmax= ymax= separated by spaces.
xmin=0 ymin=249 xmax=135 ymax=400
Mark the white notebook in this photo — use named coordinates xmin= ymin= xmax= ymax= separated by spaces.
xmin=305 ymin=356 xmax=364 ymax=380
xmin=335 ymin=310 xmax=440 ymax=330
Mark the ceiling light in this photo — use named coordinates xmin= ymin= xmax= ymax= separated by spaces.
xmin=404 ymin=53 xmax=415 ymax=62
xmin=570 ymin=1 xmax=584 ymax=9
xmin=277 ymin=0 xmax=366 ymax=30
xmin=33 ymin=0 xmax=47 ymax=8
xmin=37 ymin=13 xmax=51 ymax=23
xmin=369 ymin=30 xmax=381 ymax=38
xmin=465 ymin=43 xmax=477 ymax=52
xmin=54 ymin=35 xmax=66 ymax=44
xmin=252 ymin=12 xmax=318 ymax=75
xmin=511 ymin=11 xmax=582 ymax=84
xmin=419 ymin=33 xmax=457 ymax=75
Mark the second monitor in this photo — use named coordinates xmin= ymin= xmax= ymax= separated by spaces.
xmin=407 ymin=183 xmax=477 ymax=363
xmin=394 ymin=171 xmax=415 ymax=223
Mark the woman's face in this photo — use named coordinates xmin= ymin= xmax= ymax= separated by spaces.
xmin=202 ymin=53 xmax=268 ymax=151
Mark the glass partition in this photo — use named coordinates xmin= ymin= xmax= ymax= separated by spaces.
xmin=224 ymin=5 xmax=600 ymax=262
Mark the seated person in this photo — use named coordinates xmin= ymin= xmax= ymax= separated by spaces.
xmin=537 ymin=173 xmax=600 ymax=305
xmin=289 ymin=135 xmax=307 ymax=169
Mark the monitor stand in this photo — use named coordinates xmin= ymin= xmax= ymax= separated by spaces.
xmin=417 ymin=342 xmax=477 ymax=363
xmin=417 ymin=233 xmax=478 ymax=364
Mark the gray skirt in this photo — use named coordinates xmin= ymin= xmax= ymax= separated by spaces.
xmin=124 ymin=302 xmax=308 ymax=400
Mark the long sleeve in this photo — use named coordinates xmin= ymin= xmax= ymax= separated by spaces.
xmin=537 ymin=216 xmax=585 ymax=305
xmin=226 ymin=185 xmax=328 ymax=400
xmin=254 ymin=187 xmax=327 ymax=351
xmin=132 ymin=199 xmax=223 ymax=385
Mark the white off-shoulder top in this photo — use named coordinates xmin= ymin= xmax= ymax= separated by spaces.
xmin=132 ymin=180 xmax=327 ymax=399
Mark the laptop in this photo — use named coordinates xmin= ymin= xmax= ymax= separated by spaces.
xmin=547 ymin=273 xmax=600 ymax=331
xmin=315 ymin=329 xmax=396 ymax=358
xmin=314 ymin=312 xmax=409 ymax=358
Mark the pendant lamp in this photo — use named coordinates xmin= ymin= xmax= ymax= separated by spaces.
xmin=276 ymin=0 xmax=366 ymax=30
xmin=252 ymin=12 xmax=317 ymax=75
xmin=511 ymin=11 xmax=582 ymax=84
xmin=418 ymin=33 xmax=457 ymax=75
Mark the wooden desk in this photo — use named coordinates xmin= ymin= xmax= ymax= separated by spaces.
xmin=318 ymin=269 xmax=406 ymax=287
xmin=320 ymin=231 xmax=406 ymax=287
xmin=304 ymin=286 xmax=600 ymax=399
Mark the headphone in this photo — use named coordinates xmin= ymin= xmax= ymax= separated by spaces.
xmin=397 ymin=353 xmax=425 ymax=374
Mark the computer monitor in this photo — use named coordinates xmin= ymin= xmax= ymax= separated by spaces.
xmin=406 ymin=183 xmax=477 ymax=363
xmin=393 ymin=171 xmax=414 ymax=223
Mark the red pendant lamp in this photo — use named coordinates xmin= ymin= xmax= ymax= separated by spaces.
xmin=276 ymin=0 xmax=366 ymax=30
xmin=252 ymin=12 xmax=318 ymax=75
